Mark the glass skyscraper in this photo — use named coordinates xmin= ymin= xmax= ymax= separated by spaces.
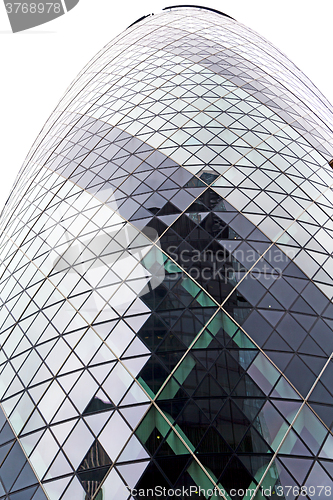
xmin=1 ymin=6 xmax=333 ymax=500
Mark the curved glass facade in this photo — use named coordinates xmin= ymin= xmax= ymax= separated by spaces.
xmin=1 ymin=6 xmax=333 ymax=500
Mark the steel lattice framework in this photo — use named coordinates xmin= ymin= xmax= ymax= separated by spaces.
xmin=1 ymin=6 xmax=333 ymax=500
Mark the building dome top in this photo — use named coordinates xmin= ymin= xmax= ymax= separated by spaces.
xmin=1 ymin=7 xmax=333 ymax=500
xmin=163 ymin=5 xmax=235 ymax=20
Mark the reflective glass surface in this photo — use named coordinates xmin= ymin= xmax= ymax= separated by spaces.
xmin=1 ymin=6 xmax=333 ymax=500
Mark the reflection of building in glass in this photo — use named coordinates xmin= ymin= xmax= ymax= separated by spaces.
xmin=1 ymin=6 xmax=333 ymax=500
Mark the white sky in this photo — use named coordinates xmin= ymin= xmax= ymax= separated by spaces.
xmin=0 ymin=0 xmax=332 ymax=212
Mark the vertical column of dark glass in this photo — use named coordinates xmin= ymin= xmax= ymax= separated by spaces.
xmin=0 ymin=405 xmax=47 ymax=499
xmin=132 ymin=184 xmax=278 ymax=496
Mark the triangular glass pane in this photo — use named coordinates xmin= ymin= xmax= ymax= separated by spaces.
xmin=77 ymin=440 xmax=112 ymax=497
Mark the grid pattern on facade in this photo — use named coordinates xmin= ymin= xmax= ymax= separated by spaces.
xmin=0 ymin=6 xmax=333 ymax=500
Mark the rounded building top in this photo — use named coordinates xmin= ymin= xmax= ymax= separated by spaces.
xmin=1 ymin=6 xmax=333 ymax=500
xmin=127 ymin=4 xmax=235 ymax=29
xmin=162 ymin=4 xmax=235 ymax=20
